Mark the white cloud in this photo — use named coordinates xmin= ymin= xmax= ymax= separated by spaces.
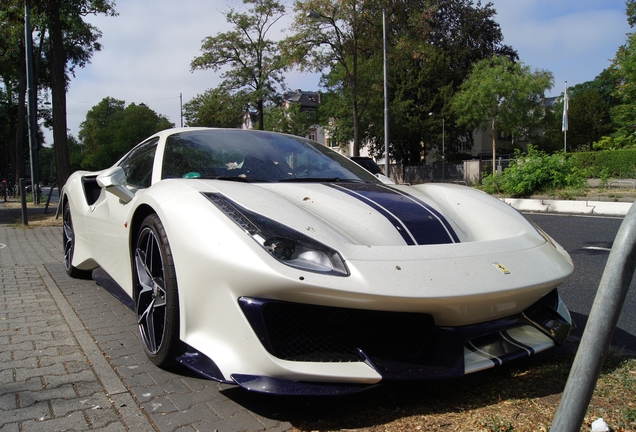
xmin=489 ymin=0 xmax=630 ymax=95
xmin=51 ymin=0 xmax=631 ymax=145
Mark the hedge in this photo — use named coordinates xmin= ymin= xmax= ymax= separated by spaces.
xmin=571 ymin=150 xmax=636 ymax=178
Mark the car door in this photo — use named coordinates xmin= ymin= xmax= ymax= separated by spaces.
xmin=86 ymin=137 xmax=159 ymax=295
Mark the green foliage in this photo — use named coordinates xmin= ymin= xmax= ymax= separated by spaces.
xmin=480 ymin=146 xmax=586 ymax=197
xmin=78 ymin=97 xmax=173 ymax=170
xmin=190 ymin=0 xmax=287 ymax=130
xmin=183 ymin=87 xmax=246 ymax=128
xmin=570 ymin=149 xmax=636 ymax=178
xmin=284 ymin=0 xmax=382 ymax=154
xmin=452 ymin=56 xmax=553 ymax=174
xmin=263 ymin=103 xmax=318 ymax=137
xmin=284 ymin=0 xmax=517 ymax=161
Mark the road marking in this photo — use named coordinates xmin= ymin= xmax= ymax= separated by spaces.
xmin=583 ymin=246 xmax=612 ymax=252
xmin=0 ymin=243 xmax=6 ymax=249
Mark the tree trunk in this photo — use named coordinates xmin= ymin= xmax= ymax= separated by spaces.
xmin=257 ymin=98 xmax=264 ymax=130
xmin=491 ymin=117 xmax=497 ymax=175
xmin=352 ymin=99 xmax=360 ymax=157
xmin=48 ymin=1 xmax=71 ymax=190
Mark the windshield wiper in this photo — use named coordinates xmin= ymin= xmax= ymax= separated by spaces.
xmin=208 ymin=176 xmax=251 ymax=182
xmin=278 ymin=177 xmax=368 ymax=183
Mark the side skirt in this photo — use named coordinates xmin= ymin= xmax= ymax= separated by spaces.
xmin=92 ymin=267 xmax=135 ymax=311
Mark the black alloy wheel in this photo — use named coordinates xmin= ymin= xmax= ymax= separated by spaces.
xmin=134 ymin=213 xmax=184 ymax=367
xmin=63 ymin=201 xmax=90 ymax=278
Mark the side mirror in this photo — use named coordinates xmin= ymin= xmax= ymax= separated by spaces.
xmin=96 ymin=166 xmax=135 ymax=204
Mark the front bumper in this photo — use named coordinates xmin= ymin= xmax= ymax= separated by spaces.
xmin=178 ymin=289 xmax=572 ymax=395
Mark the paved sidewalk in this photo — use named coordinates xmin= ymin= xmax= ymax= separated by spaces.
xmin=0 ymin=203 xmax=293 ymax=431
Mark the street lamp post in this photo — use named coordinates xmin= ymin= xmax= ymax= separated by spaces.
xmin=429 ymin=112 xmax=445 ymax=182
xmin=382 ymin=10 xmax=389 ymax=178
xmin=24 ymin=0 xmax=40 ymax=204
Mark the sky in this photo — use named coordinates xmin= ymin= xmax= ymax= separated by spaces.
xmin=50 ymin=0 xmax=633 ymax=146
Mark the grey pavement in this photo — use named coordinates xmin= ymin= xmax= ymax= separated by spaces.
xmin=0 ymin=200 xmax=293 ymax=431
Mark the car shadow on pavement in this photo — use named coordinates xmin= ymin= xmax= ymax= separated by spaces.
xmin=218 ymin=351 xmax=579 ymax=430
xmin=218 ymin=311 xmax=636 ymax=431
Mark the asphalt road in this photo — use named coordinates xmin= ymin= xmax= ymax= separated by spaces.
xmin=527 ymin=213 xmax=636 ymax=354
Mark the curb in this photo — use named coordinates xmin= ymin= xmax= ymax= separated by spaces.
xmin=502 ymin=198 xmax=634 ymax=217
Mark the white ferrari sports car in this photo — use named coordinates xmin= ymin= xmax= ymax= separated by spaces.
xmin=61 ymin=127 xmax=573 ymax=395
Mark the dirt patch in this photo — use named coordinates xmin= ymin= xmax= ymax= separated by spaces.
xmin=2 ymin=200 xmax=62 ymax=227
xmin=287 ymin=354 xmax=635 ymax=431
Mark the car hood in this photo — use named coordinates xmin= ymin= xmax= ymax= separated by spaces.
xmin=190 ymin=180 xmax=461 ymax=246
xmin=161 ymin=179 xmax=546 ymax=256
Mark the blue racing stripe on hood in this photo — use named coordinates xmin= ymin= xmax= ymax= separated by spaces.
xmin=328 ymin=183 xmax=459 ymax=245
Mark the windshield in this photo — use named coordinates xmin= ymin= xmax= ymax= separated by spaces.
xmin=161 ymin=129 xmax=381 ymax=184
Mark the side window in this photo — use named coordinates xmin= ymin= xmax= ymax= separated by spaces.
xmin=118 ymin=138 xmax=158 ymax=188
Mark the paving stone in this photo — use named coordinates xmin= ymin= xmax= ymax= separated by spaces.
xmin=18 ymin=383 xmax=76 ymax=407
xmin=150 ymin=402 xmax=220 ymax=430
xmin=51 ymin=392 xmax=110 ymax=417
xmin=0 ymin=393 xmax=17 ymax=411
xmin=35 ymin=338 xmax=77 ymax=350
xmin=64 ymin=360 xmax=92 ymax=374
xmin=39 ymin=351 xmax=85 ymax=367
xmin=74 ymin=381 xmax=108 ymax=398
xmin=124 ymin=373 xmax=159 ymax=388
xmin=0 ymin=422 xmax=19 ymax=432
xmin=222 ymin=409 xmax=272 ymax=431
xmin=0 ymin=358 xmax=39 ymax=373
xmin=15 ymin=363 xmax=66 ymax=382
xmin=0 ymin=400 xmax=51 ymax=423
xmin=84 ymin=406 xmax=123 ymax=429
xmin=0 ymin=377 xmax=44 ymax=396
xmin=0 ymin=368 xmax=16 ymax=385
xmin=91 ymin=423 xmax=129 ymax=432
xmin=168 ymin=387 xmax=225 ymax=411
xmin=141 ymin=395 xmax=179 ymax=414
xmin=21 ymin=411 xmax=89 ymax=431
xmin=44 ymin=369 xmax=97 ymax=389
xmin=115 ymin=362 xmax=158 ymax=378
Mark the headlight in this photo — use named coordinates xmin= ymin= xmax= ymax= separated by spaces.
xmin=203 ymin=192 xmax=349 ymax=276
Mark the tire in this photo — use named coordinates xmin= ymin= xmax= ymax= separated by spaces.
xmin=134 ymin=214 xmax=185 ymax=367
xmin=63 ymin=201 xmax=91 ymax=279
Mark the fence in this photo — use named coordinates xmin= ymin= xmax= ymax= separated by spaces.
xmin=392 ymin=158 xmax=513 ymax=185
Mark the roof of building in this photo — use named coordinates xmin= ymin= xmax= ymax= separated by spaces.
xmin=284 ymin=89 xmax=321 ymax=111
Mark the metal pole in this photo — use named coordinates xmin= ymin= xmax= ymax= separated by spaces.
xmin=441 ymin=117 xmax=445 ymax=182
xmin=563 ymin=81 xmax=568 ymax=154
xmin=383 ymin=9 xmax=390 ymax=178
xmin=19 ymin=178 xmax=28 ymax=225
xmin=24 ymin=0 xmax=40 ymax=205
xmin=180 ymin=93 xmax=183 ymax=127
xmin=551 ymin=199 xmax=636 ymax=431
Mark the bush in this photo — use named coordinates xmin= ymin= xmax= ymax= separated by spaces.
xmin=480 ymin=146 xmax=586 ymax=197
xmin=570 ymin=149 xmax=636 ymax=178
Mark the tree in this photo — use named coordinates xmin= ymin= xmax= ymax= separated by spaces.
xmin=183 ymin=87 xmax=247 ymax=128
xmin=35 ymin=0 xmax=116 ymax=189
xmin=285 ymin=0 xmax=517 ymax=163
xmin=566 ymin=81 xmax=613 ymax=151
xmin=190 ymin=0 xmax=287 ymax=131
xmin=452 ymin=55 xmax=553 ymax=173
xmin=384 ymin=0 xmax=518 ymax=164
xmin=598 ymin=1 xmax=636 ymax=149
xmin=79 ymin=97 xmax=173 ymax=170
xmin=1 ymin=1 xmax=29 ymax=186
xmin=264 ymin=102 xmax=319 ymax=136
xmin=284 ymin=0 xmax=378 ymax=156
